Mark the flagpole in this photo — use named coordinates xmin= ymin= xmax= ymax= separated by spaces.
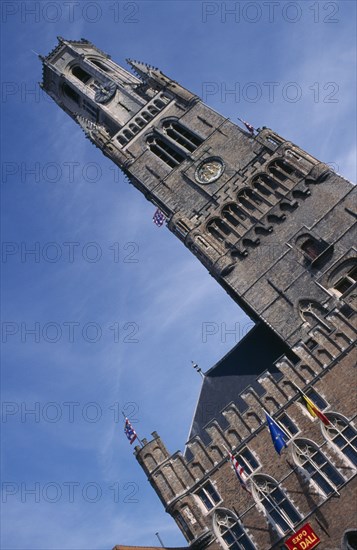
xmin=122 ymin=411 xmax=144 ymax=447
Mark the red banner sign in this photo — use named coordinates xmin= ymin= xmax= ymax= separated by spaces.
xmin=285 ymin=523 xmax=321 ymax=550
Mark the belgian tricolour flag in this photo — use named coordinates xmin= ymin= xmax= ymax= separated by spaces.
xmin=298 ymin=389 xmax=331 ymax=426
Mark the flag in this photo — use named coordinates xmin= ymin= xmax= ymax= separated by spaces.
xmin=238 ymin=117 xmax=255 ymax=135
xmin=228 ymin=451 xmax=251 ymax=493
xmin=124 ymin=417 xmax=137 ymax=444
xmin=265 ymin=411 xmax=289 ymax=455
xmin=153 ymin=208 xmax=165 ymax=227
xmin=297 ymin=389 xmax=331 ymax=426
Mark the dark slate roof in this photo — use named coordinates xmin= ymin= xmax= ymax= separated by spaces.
xmin=186 ymin=322 xmax=290 ymax=449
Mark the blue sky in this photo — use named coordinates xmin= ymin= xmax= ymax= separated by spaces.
xmin=1 ymin=1 xmax=356 ymax=548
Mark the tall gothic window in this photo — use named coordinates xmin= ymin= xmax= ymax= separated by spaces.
xmin=252 ymin=475 xmax=301 ymax=534
xmin=293 ymin=439 xmax=345 ymax=495
xmin=322 ymin=413 xmax=357 ymax=467
xmin=147 ymin=135 xmax=185 ymax=168
xmin=163 ymin=121 xmax=203 ymax=153
xmin=213 ymin=508 xmax=256 ymax=550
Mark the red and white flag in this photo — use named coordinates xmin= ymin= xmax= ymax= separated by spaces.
xmin=228 ymin=451 xmax=251 ymax=493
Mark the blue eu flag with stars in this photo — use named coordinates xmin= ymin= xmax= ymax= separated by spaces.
xmin=265 ymin=412 xmax=289 ymax=455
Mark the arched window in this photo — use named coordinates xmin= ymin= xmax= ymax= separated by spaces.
xmin=237 ymin=189 xmax=264 ymax=215
xmin=147 ymin=135 xmax=185 ymax=168
xmin=252 ymin=475 xmax=301 ymax=534
xmin=222 ymin=203 xmax=248 ymax=234
xmin=252 ymin=174 xmax=285 ymax=200
xmin=237 ymin=189 xmax=259 ymax=208
xmin=268 ymin=158 xmax=303 ymax=183
xmin=117 ymin=135 xmax=127 ymax=146
xmin=63 ymin=83 xmax=80 ymax=104
xmin=88 ymin=58 xmax=110 ymax=72
xmin=135 ymin=117 xmax=145 ymax=128
xmin=207 ymin=218 xmax=233 ymax=243
xmin=293 ymin=439 xmax=345 ymax=495
xmin=142 ymin=111 xmax=152 ymax=122
xmin=322 ymin=413 xmax=357 ymax=466
xmin=163 ymin=121 xmax=203 ymax=153
xmin=123 ymin=129 xmax=133 ymax=140
xmin=148 ymin=104 xmax=160 ymax=115
xmin=154 ymin=98 xmax=166 ymax=109
xmin=213 ymin=508 xmax=256 ymax=550
xmin=71 ymin=65 xmax=91 ymax=83
xmin=342 ymin=529 xmax=357 ymax=550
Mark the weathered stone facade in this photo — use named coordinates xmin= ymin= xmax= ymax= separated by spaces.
xmin=41 ymin=38 xmax=357 ymax=550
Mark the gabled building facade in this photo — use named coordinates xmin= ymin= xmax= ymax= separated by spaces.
xmin=41 ymin=38 xmax=357 ymax=550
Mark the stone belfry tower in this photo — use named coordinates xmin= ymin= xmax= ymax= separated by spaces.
xmin=42 ymin=39 xmax=357 ymax=550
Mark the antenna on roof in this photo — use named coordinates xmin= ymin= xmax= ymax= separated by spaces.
xmin=155 ymin=532 xmax=164 ymax=548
